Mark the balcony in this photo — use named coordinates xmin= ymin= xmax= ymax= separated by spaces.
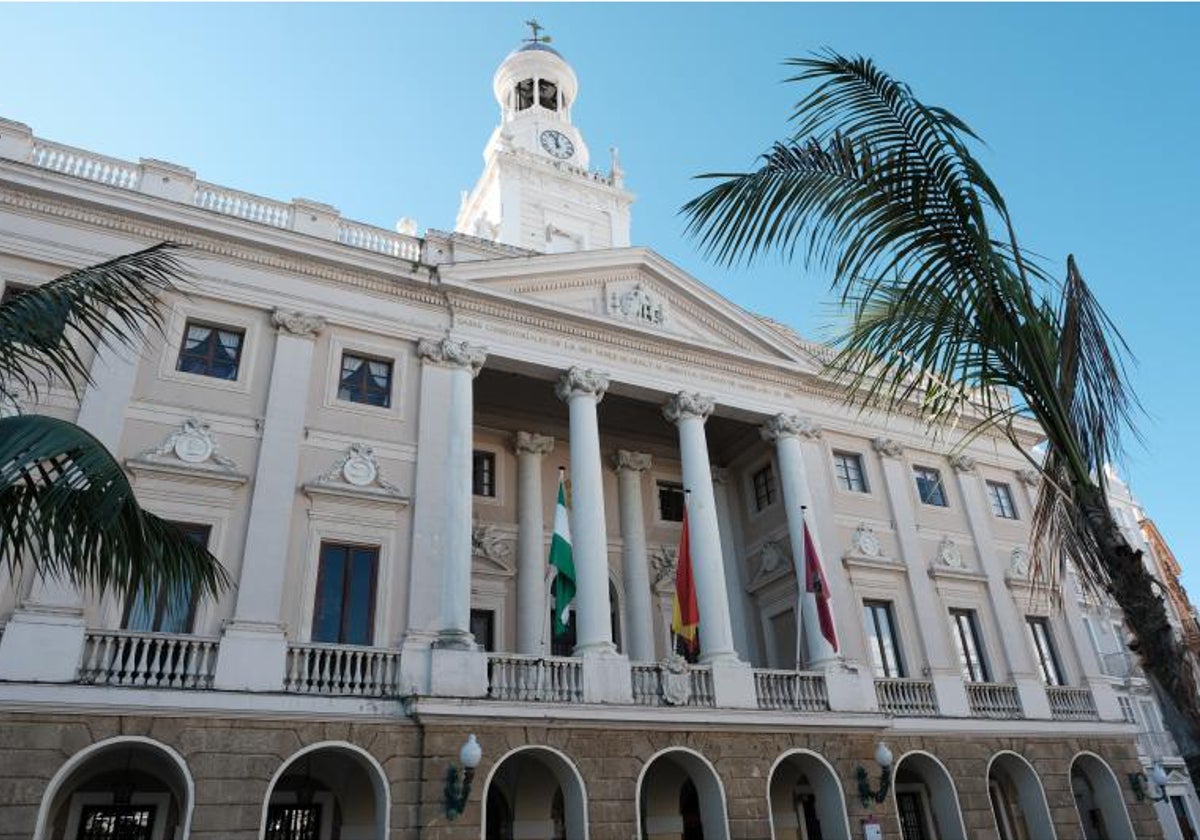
xmin=486 ymin=654 xmax=583 ymax=703
xmin=753 ymin=669 xmax=830 ymax=712
xmin=284 ymin=642 xmax=402 ymax=697
xmin=875 ymin=678 xmax=938 ymax=716
xmin=966 ymin=682 xmax=1023 ymax=719
xmin=1047 ymin=686 xmax=1099 ymax=721
xmin=78 ymin=630 xmax=218 ymax=689
xmin=1099 ymin=651 xmax=1144 ymax=681
xmin=1137 ymin=730 xmax=1181 ymax=760
xmin=630 ymin=662 xmax=715 ymax=707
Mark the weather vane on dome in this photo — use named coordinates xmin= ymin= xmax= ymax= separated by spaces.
xmin=524 ymin=19 xmax=552 ymax=45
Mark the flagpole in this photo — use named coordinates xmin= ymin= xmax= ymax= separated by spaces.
xmin=796 ymin=504 xmax=807 ymax=672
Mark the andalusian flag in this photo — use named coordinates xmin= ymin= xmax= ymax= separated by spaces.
xmin=671 ymin=498 xmax=700 ymax=655
xmin=549 ymin=470 xmax=576 ymax=637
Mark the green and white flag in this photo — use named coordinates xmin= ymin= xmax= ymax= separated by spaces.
xmin=549 ymin=470 xmax=576 ymax=637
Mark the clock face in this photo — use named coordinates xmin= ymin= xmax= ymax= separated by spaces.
xmin=540 ymin=130 xmax=575 ymax=160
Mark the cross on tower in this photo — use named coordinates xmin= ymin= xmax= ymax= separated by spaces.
xmin=524 ymin=19 xmax=551 ymax=45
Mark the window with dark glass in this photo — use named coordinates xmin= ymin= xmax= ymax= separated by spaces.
xmin=863 ymin=600 xmax=905 ymax=678
xmin=176 ymin=321 xmax=244 ymax=380
xmin=834 ymin=451 xmax=868 ymax=493
xmin=312 ymin=542 xmax=378 ymax=646
xmin=124 ymin=522 xmax=209 ymax=634
xmin=77 ymin=804 xmax=156 ymax=840
xmin=473 ymin=450 xmax=496 ymax=497
xmin=470 ymin=608 xmax=495 ymax=653
xmin=515 ymin=79 xmax=534 ymax=110
xmin=657 ymin=481 xmax=685 ymax=522
xmin=913 ymin=466 xmax=948 ymax=507
xmin=987 ymin=480 xmax=1018 ymax=519
xmin=1026 ymin=616 xmax=1066 ymax=686
xmin=950 ymin=608 xmax=990 ymax=682
xmin=538 ymin=79 xmax=559 ymax=110
xmin=338 ymin=352 xmax=392 ymax=408
xmin=264 ymin=804 xmax=321 ymax=840
xmin=752 ymin=463 xmax=777 ymax=512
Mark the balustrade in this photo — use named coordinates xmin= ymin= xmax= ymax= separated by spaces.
xmin=875 ymin=678 xmax=939 ymax=716
xmin=337 ymin=220 xmax=421 ymax=261
xmin=284 ymin=643 xmax=401 ymax=696
xmin=194 ymin=182 xmax=292 ymax=229
xmin=31 ymin=141 xmax=141 ymax=189
xmin=1100 ymin=651 xmax=1143 ymax=680
xmin=629 ymin=662 xmax=715 ymax=707
xmin=486 ymin=654 xmax=583 ymax=703
xmin=1047 ymin=685 xmax=1100 ymax=721
xmin=753 ymin=669 xmax=830 ymax=712
xmin=78 ymin=630 xmax=218 ymax=689
xmin=1137 ymin=730 xmax=1181 ymax=759
xmin=966 ymin=682 xmax=1023 ymax=719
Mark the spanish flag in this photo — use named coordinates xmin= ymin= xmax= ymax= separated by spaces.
xmin=671 ymin=498 xmax=700 ymax=655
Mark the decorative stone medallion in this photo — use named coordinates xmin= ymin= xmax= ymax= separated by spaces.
xmin=607 ymin=282 xmax=666 ymax=328
xmin=341 ymin=444 xmax=379 ymax=487
xmin=660 ymin=654 xmax=693 ymax=706
xmin=850 ymin=524 xmax=882 ymax=558
xmin=935 ymin=536 xmax=965 ymax=569
xmin=760 ymin=540 xmax=786 ymax=574
xmin=141 ymin=418 xmax=237 ymax=470
xmin=1010 ymin=546 xmax=1030 ymax=576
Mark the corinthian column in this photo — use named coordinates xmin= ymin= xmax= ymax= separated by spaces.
xmin=513 ymin=431 xmax=555 ymax=655
xmin=663 ymin=392 xmax=739 ymax=664
xmin=613 ymin=450 xmax=655 ymax=662
xmin=556 ymin=367 xmax=616 ymax=657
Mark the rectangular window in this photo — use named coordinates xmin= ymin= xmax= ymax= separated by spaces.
xmin=913 ymin=466 xmax=948 ymax=507
xmin=337 ymin=352 xmax=392 ymax=407
xmin=472 ymin=450 xmax=496 ymax=497
xmin=124 ymin=522 xmax=209 ymax=634
xmin=833 ymin=451 xmax=868 ymax=493
xmin=987 ymin=481 xmax=1018 ymax=519
xmin=312 ymin=542 xmax=378 ymax=645
xmin=78 ymin=804 xmax=156 ymax=840
xmin=176 ymin=320 xmax=244 ymax=380
xmin=657 ymin=481 xmax=685 ymax=522
xmin=1026 ymin=616 xmax=1066 ymax=686
xmin=950 ymin=609 xmax=990 ymax=682
xmin=752 ymin=463 xmax=777 ymax=512
xmin=863 ymin=600 xmax=905 ymax=678
xmin=470 ymin=608 xmax=495 ymax=653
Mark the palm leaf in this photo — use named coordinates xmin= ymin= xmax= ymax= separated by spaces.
xmin=0 ymin=414 xmax=228 ymax=601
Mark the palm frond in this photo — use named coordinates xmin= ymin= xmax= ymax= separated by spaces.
xmin=0 ymin=414 xmax=228 ymax=601
xmin=0 ymin=242 xmax=188 ymax=403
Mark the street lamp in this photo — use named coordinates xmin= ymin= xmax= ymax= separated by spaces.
xmin=1129 ymin=762 xmax=1170 ymax=803
xmin=444 ymin=734 xmax=483 ymax=820
xmin=856 ymin=742 xmax=894 ymax=807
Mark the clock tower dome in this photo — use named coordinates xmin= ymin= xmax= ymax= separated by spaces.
xmin=456 ymin=27 xmax=634 ymax=253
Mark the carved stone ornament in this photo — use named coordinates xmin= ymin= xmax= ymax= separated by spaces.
xmin=760 ymin=413 xmax=822 ymax=443
xmin=872 ymin=437 xmax=905 ymax=459
xmin=314 ymin=443 xmax=400 ymax=494
xmin=948 ymin=454 xmax=977 ymax=473
xmin=663 ymin=392 xmax=715 ymax=425
xmin=935 ymin=536 xmax=965 ymax=569
xmin=416 ymin=337 xmax=487 ymax=376
xmin=555 ymin=367 xmax=610 ymax=403
xmin=849 ymin=523 xmax=882 ymax=559
xmin=606 ymin=282 xmax=666 ymax=328
xmin=140 ymin=418 xmax=237 ymax=469
xmin=759 ymin=540 xmax=787 ymax=574
xmin=513 ymin=431 xmax=555 ymax=457
xmin=612 ymin=449 xmax=653 ymax=473
xmin=710 ymin=466 xmax=729 ymax=486
xmin=650 ymin=545 xmax=677 ymax=590
xmin=472 ymin=520 xmax=513 ymax=565
xmin=1016 ymin=469 xmax=1041 ymax=487
xmin=271 ymin=309 xmax=325 ymax=338
xmin=1010 ymin=546 xmax=1031 ymax=576
xmin=660 ymin=654 xmax=693 ymax=706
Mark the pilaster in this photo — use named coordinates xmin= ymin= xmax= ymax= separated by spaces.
xmin=612 ymin=449 xmax=655 ymax=663
xmin=514 ymin=431 xmax=555 ymax=655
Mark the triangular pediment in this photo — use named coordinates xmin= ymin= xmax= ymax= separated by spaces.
xmin=439 ymin=246 xmax=824 ymax=367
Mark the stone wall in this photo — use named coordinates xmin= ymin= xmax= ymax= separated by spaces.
xmin=0 ymin=711 xmax=1159 ymax=840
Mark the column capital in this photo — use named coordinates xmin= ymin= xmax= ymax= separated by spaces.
xmin=663 ymin=391 xmax=714 ymax=425
xmin=556 ymin=366 xmax=609 ymax=403
xmin=871 ymin=437 xmax=905 ymax=459
xmin=417 ymin=337 xmax=487 ymax=376
xmin=948 ymin=453 xmax=977 ymax=473
xmin=1016 ymin=468 xmax=1041 ymax=487
xmin=612 ymin=449 xmax=653 ymax=474
xmin=710 ymin=466 xmax=730 ymax=486
xmin=271 ymin=309 xmax=326 ymax=339
xmin=513 ymin=431 xmax=555 ymax=457
xmin=760 ymin=413 xmax=822 ymax=443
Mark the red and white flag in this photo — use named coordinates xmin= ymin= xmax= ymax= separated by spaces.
xmin=803 ymin=518 xmax=839 ymax=653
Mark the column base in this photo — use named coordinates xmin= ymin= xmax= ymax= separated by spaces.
xmin=824 ymin=661 xmax=879 ymax=713
xmin=1015 ymin=675 xmax=1053 ymax=719
xmin=574 ymin=640 xmax=619 ymax=658
xmin=0 ymin=608 xmax=85 ymax=682
xmin=429 ymin=646 xmax=488 ymax=698
xmin=433 ymin=628 xmax=478 ymax=651
xmin=399 ymin=630 xmax=436 ymax=696
xmin=711 ymin=659 xmax=757 ymax=709
xmin=931 ymin=670 xmax=971 ymax=717
xmin=581 ymin=653 xmax=633 ymax=704
xmin=213 ymin=622 xmax=287 ymax=692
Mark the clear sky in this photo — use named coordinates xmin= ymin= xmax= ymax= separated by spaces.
xmin=2 ymin=3 xmax=1198 ymax=598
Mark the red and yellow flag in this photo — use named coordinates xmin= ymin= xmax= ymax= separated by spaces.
xmin=671 ymin=501 xmax=700 ymax=654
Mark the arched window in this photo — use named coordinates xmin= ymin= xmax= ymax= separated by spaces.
xmin=515 ymin=80 xmax=534 ymax=111
xmin=538 ymin=80 xmax=559 ymax=110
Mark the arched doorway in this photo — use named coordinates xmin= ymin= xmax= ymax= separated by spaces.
xmin=1071 ymin=753 xmax=1134 ymax=840
xmin=891 ymin=752 xmax=966 ymax=840
xmin=638 ymin=748 xmax=729 ymax=840
xmin=482 ymin=746 xmax=587 ymax=840
xmin=987 ymin=752 xmax=1055 ymax=840
xmin=34 ymin=736 xmax=193 ymax=840
xmin=768 ymin=750 xmax=851 ymax=840
xmin=262 ymin=743 xmax=388 ymax=840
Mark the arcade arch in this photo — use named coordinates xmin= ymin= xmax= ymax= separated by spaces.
xmin=260 ymin=742 xmax=389 ymax=840
xmin=637 ymin=748 xmax=729 ymax=840
xmin=481 ymin=746 xmax=587 ymax=840
xmin=767 ymin=749 xmax=851 ymax=840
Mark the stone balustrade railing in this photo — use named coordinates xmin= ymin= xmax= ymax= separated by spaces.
xmin=1 ymin=123 xmax=423 ymax=264
xmin=486 ymin=654 xmax=583 ymax=703
xmin=631 ymin=662 xmax=716 ymax=707
xmin=875 ymin=678 xmax=939 ymax=717
xmin=1099 ymin=651 xmax=1143 ymax=680
xmin=78 ymin=630 xmax=218 ymax=689
xmin=1047 ymin=685 xmax=1100 ymax=721
xmin=1137 ymin=730 xmax=1180 ymax=760
xmin=284 ymin=642 xmax=401 ymax=697
xmin=965 ymin=682 xmax=1023 ymax=719
xmin=753 ymin=669 xmax=830 ymax=712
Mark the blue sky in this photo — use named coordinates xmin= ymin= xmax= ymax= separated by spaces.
xmin=2 ymin=3 xmax=1198 ymax=598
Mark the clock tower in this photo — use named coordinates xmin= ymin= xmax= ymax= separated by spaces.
xmin=456 ymin=28 xmax=634 ymax=254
